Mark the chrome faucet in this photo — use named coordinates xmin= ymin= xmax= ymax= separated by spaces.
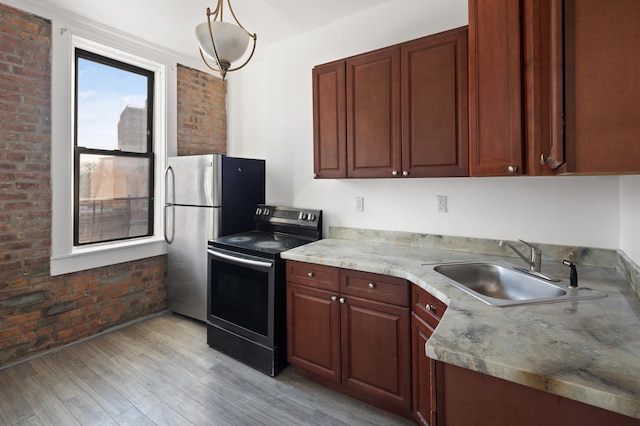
xmin=499 ymin=239 xmax=542 ymax=272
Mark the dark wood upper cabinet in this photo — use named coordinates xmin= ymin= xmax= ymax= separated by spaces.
xmin=346 ymin=47 xmax=402 ymax=178
xmin=313 ymin=27 xmax=469 ymax=179
xmin=312 ymin=61 xmax=347 ymax=178
xmin=563 ymin=0 xmax=640 ymax=174
xmin=402 ymin=28 xmax=469 ymax=177
xmin=522 ymin=0 xmax=566 ymax=175
xmin=468 ymin=0 xmax=524 ymax=176
xmin=469 ymin=0 xmax=565 ymax=177
xmin=471 ymin=0 xmax=640 ymax=176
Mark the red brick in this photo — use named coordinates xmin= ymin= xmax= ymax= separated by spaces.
xmin=0 ymin=327 xmax=20 ymax=340
xmin=5 ymin=311 xmax=40 ymax=326
xmin=0 ymin=3 xmax=168 ymax=368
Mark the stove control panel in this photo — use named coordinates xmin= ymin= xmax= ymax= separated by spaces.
xmin=254 ymin=204 xmax=322 ymax=230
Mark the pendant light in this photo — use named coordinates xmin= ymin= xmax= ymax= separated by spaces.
xmin=195 ymin=0 xmax=257 ymax=80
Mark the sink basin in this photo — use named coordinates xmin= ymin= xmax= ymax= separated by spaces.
xmin=426 ymin=261 xmax=607 ymax=307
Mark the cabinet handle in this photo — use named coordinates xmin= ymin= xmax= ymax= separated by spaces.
xmin=402 ymin=170 xmax=409 ymax=177
xmin=368 ymin=282 xmax=375 ymax=289
xmin=339 ymin=297 xmax=345 ymax=304
xmin=313 ymin=173 xmax=318 ymax=178
xmin=425 ymin=304 xmax=435 ymax=312
xmin=307 ymin=272 xmax=314 ymax=278
xmin=391 ymin=170 xmax=398 ymax=176
xmin=507 ymin=165 xmax=518 ymax=174
xmin=331 ymin=296 xmax=337 ymax=302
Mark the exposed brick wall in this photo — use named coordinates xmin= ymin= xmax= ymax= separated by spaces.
xmin=0 ymin=3 xmax=167 ymax=368
xmin=177 ymin=64 xmax=227 ymax=155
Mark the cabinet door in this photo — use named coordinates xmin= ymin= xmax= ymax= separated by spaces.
xmin=440 ymin=363 xmax=639 ymax=426
xmin=401 ymin=27 xmax=469 ymax=177
xmin=341 ymin=295 xmax=411 ymax=411
xmin=522 ymin=0 xmax=566 ymax=175
xmin=286 ymin=283 xmax=341 ymax=382
xmin=346 ymin=47 xmax=402 ymax=178
xmin=564 ymin=0 xmax=640 ymax=174
xmin=412 ymin=314 xmax=437 ymax=426
xmin=469 ymin=0 xmax=524 ymax=176
xmin=313 ymin=61 xmax=347 ymax=178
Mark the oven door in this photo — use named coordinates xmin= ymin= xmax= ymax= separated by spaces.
xmin=207 ymin=247 xmax=275 ymax=348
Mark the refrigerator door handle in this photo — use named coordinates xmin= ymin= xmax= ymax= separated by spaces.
xmin=203 ymin=160 xmax=214 ymax=206
xmin=164 ymin=165 xmax=176 ymax=244
xmin=164 ymin=205 xmax=175 ymax=244
xmin=165 ymin=165 xmax=175 ymax=205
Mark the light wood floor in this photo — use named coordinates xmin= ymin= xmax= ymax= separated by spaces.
xmin=0 ymin=312 xmax=416 ymax=426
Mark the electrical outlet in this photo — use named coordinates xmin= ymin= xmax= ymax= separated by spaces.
xmin=355 ymin=197 xmax=364 ymax=212
xmin=436 ymin=195 xmax=448 ymax=213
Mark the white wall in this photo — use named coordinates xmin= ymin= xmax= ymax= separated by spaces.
xmin=228 ymin=0 xmax=638 ymax=260
xmin=620 ymin=176 xmax=640 ymax=263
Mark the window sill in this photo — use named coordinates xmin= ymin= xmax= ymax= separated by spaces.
xmin=50 ymin=236 xmax=167 ymax=276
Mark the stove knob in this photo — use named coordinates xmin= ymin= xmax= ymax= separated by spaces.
xmin=263 ymin=208 xmax=270 ymax=215
xmin=256 ymin=207 xmax=262 ymax=215
xmin=299 ymin=212 xmax=307 ymax=220
xmin=307 ymin=213 xmax=315 ymax=221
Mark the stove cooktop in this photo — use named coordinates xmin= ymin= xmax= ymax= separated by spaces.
xmin=209 ymin=205 xmax=322 ymax=258
xmin=210 ymin=230 xmax=316 ymax=257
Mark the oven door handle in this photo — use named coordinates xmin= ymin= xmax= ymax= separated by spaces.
xmin=207 ymin=249 xmax=274 ymax=269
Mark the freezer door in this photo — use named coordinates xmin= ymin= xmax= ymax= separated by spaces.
xmin=166 ymin=154 xmax=221 ymax=207
xmin=166 ymin=204 xmax=220 ymax=321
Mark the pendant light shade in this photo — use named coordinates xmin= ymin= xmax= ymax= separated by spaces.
xmin=196 ymin=0 xmax=257 ymax=80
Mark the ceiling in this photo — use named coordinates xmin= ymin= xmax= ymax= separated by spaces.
xmin=34 ymin=0 xmax=391 ymax=59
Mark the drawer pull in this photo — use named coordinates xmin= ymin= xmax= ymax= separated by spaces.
xmin=307 ymin=272 xmax=314 ymax=278
xmin=368 ymin=282 xmax=375 ymax=289
xmin=425 ymin=304 xmax=436 ymax=312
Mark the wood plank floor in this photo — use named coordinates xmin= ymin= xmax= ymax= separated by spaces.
xmin=0 ymin=312 xmax=416 ymax=426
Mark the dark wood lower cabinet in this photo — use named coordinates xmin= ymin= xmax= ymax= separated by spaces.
xmin=286 ymin=262 xmax=412 ymax=418
xmin=341 ymin=295 xmax=411 ymax=412
xmin=286 ymin=283 xmax=341 ymax=383
xmin=288 ymin=262 xmax=637 ymax=424
xmin=412 ymin=314 xmax=437 ymax=426
xmin=438 ymin=362 xmax=639 ymax=426
xmin=411 ymin=285 xmax=447 ymax=425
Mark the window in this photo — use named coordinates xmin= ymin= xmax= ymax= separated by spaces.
xmin=51 ymin=24 xmax=173 ymax=276
xmin=74 ymin=49 xmax=154 ymax=245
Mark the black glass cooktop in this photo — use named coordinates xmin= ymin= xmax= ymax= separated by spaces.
xmin=210 ymin=230 xmax=315 ymax=257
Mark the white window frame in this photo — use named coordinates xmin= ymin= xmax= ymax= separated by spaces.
xmin=51 ymin=21 xmax=175 ymax=275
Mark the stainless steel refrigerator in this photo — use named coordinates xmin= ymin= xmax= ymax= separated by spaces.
xmin=164 ymin=154 xmax=265 ymax=321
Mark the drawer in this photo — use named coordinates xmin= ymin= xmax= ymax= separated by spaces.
xmin=286 ymin=261 xmax=339 ymax=292
xmin=340 ymin=269 xmax=409 ymax=307
xmin=412 ymin=285 xmax=447 ymax=328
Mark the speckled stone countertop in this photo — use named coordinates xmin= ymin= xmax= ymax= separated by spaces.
xmin=280 ymin=228 xmax=640 ymax=420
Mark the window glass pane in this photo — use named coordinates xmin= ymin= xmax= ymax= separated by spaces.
xmin=77 ymin=154 xmax=150 ymax=244
xmin=77 ymin=57 xmax=149 ymax=153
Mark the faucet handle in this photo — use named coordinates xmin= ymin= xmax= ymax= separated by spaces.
xmin=518 ymin=239 xmax=541 ymax=254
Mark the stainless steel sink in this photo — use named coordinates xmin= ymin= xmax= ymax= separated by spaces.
xmin=425 ymin=261 xmax=607 ymax=307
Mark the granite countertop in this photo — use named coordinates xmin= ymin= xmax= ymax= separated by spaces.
xmin=281 ymin=237 xmax=640 ymax=420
